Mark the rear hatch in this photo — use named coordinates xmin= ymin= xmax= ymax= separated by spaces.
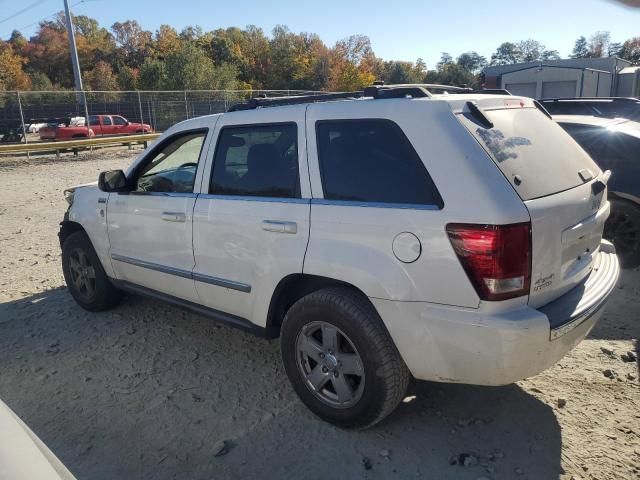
xmin=456 ymin=97 xmax=608 ymax=307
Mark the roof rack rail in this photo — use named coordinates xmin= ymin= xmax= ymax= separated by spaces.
xmin=228 ymin=84 xmax=436 ymax=111
xmin=228 ymin=91 xmax=363 ymax=111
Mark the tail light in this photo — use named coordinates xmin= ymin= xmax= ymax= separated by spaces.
xmin=446 ymin=222 xmax=531 ymax=301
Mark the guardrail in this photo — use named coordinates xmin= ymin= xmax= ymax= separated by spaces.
xmin=0 ymin=133 xmax=161 ymax=155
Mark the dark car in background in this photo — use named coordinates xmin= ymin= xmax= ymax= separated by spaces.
xmin=554 ymin=114 xmax=640 ymax=268
xmin=542 ymin=97 xmax=640 ymax=121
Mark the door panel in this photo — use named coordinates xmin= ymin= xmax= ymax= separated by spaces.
xmin=193 ymin=197 xmax=310 ymax=321
xmin=107 ymin=129 xmax=209 ymax=301
xmin=108 ymin=193 xmax=199 ymax=300
xmin=192 ymin=107 xmax=310 ymax=326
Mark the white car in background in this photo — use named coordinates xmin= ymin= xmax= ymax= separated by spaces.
xmin=0 ymin=399 xmax=76 ymax=480
xmin=59 ymin=85 xmax=620 ymax=428
xmin=27 ymin=122 xmax=49 ymax=133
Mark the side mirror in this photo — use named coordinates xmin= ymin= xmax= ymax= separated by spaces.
xmin=98 ymin=170 xmax=128 ymax=192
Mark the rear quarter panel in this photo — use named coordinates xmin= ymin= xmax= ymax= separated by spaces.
xmin=303 ymin=99 xmax=530 ymax=307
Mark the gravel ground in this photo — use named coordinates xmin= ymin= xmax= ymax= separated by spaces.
xmin=0 ymin=149 xmax=638 ymax=480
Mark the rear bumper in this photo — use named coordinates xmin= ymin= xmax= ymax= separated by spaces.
xmin=373 ymin=246 xmax=620 ymax=386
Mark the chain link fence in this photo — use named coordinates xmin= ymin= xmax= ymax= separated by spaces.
xmin=0 ymin=90 xmax=324 ymax=145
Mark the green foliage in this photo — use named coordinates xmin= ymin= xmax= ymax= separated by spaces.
xmin=571 ymin=36 xmax=589 ymax=58
xmin=456 ymin=52 xmax=487 ymax=74
xmin=490 ymin=42 xmax=521 ymax=65
xmin=28 ymin=71 xmax=53 ymax=90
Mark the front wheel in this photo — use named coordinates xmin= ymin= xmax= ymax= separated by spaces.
xmin=604 ymin=198 xmax=640 ymax=269
xmin=61 ymin=231 xmax=123 ymax=311
xmin=281 ymin=287 xmax=410 ymax=429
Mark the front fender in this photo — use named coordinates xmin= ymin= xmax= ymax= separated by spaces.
xmin=65 ymin=186 xmax=114 ymax=278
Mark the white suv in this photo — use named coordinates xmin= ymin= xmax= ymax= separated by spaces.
xmin=60 ymin=85 xmax=620 ymax=428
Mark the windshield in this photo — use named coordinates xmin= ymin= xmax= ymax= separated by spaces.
xmin=457 ymin=107 xmax=601 ymax=200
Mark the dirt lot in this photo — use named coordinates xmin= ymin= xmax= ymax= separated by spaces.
xmin=0 ymin=150 xmax=638 ymax=480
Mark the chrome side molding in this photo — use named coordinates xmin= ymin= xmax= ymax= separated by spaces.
xmin=110 ymin=254 xmax=251 ymax=293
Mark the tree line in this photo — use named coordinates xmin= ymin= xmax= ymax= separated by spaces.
xmin=1 ymin=15 xmax=639 ymax=92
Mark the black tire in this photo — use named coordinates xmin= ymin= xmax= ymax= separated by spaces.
xmin=61 ymin=231 xmax=123 ymax=311
xmin=281 ymin=287 xmax=410 ymax=429
xmin=604 ymin=198 xmax=640 ymax=269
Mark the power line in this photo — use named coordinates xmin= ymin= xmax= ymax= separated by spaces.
xmin=0 ymin=0 xmax=50 ymax=26
xmin=1 ymin=0 xmax=84 ymax=38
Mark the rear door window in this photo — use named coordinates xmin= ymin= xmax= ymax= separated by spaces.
xmin=457 ymin=107 xmax=600 ymax=200
xmin=210 ymin=123 xmax=300 ymax=198
xmin=315 ymin=119 xmax=442 ymax=206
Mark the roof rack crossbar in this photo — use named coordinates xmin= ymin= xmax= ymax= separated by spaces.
xmin=363 ymin=85 xmax=432 ymax=99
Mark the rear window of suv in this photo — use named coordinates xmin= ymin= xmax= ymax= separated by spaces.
xmin=457 ymin=107 xmax=600 ymax=201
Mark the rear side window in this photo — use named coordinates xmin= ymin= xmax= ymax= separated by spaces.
xmin=457 ymin=107 xmax=600 ymax=201
xmin=210 ymin=123 xmax=299 ymax=198
xmin=102 ymin=116 xmax=112 ymax=125
xmin=316 ymin=119 xmax=442 ymax=206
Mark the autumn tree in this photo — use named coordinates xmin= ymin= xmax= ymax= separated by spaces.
xmin=23 ymin=21 xmax=73 ymax=87
xmin=328 ymin=35 xmax=376 ymax=91
xmin=111 ymin=20 xmax=152 ymax=68
xmin=588 ymin=31 xmax=611 ymax=58
xmin=84 ymin=60 xmax=119 ymax=90
xmin=0 ymin=43 xmax=31 ymax=90
xmin=154 ymin=25 xmax=182 ymax=58
xmin=618 ymin=37 xmax=640 ymax=64
xmin=589 ymin=31 xmax=611 ymax=58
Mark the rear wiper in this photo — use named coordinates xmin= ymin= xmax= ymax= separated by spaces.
xmin=466 ymin=101 xmax=493 ymax=129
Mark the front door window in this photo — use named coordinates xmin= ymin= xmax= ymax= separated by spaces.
xmin=135 ymin=131 xmax=207 ymax=193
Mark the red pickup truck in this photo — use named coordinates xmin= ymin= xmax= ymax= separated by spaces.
xmin=39 ymin=115 xmax=153 ymax=141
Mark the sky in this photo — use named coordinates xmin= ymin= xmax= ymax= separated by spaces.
xmin=1 ymin=0 xmax=638 ymax=68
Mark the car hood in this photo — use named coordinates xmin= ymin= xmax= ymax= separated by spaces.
xmin=0 ymin=399 xmax=76 ymax=480
xmin=68 ymin=181 xmax=98 ymax=191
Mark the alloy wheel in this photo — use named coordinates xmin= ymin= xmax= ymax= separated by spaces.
xmin=68 ymin=247 xmax=97 ymax=302
xmin=295 ymin=321 xmax=365 ymax=409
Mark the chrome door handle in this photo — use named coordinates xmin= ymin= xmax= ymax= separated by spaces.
xmin=262 ymin=220 xmax=297 ymax=234
xmin=162 ymin=212 xmax=186 ymax=223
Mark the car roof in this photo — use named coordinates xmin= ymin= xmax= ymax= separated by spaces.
xmin=541 ymin=97 xmax=640 ymax=103
xmin=552 ymin=115 xmax=628 ymax=126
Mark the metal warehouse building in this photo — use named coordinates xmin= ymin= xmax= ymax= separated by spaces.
xmin=483 ymin=57 xmax=639 ymax=99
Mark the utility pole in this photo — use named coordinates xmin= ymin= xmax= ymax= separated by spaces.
xmin=63 ymin=0 xmax=90 ymax=127
xmin=63 ymin=0 xmax=83 ymax=92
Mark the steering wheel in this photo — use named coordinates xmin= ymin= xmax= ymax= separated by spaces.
xmin=177 ymin=162 xmax=198 ymax=170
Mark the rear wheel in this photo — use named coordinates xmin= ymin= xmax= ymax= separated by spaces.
xmin=62 ymin=231 xmax=123 ymax=311
xmin=604 ymin=198 xmax=640 ymax=269
xmin=281 ymin=287 xmax=410 ymax=429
